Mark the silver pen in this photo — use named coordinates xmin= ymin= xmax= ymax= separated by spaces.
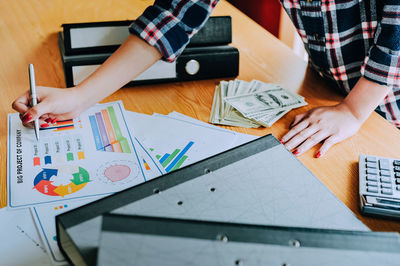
xmin=28 ymin=64 xmax=40 ymax=141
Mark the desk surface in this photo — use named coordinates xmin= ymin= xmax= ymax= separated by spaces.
xmin=1 ymin=0 xmax=400 ymax=232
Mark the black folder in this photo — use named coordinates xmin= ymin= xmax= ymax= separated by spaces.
xmin=56 ymin=134 xmax=374 ymax=265
xmin=58 ymin=32 xmax=239 ymax=87
xmin=62 ymin=16 xmax=232 ymax=55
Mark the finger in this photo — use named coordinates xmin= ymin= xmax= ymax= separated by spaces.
xmin=290 ymin=113 xmax=307 ymax=128
xmin=281 ymin=119 xmax=310 ymax=143
xmin=12 ymin=91 xmax=30 ymax=114
xmin=22 ymin=101 xmax=52 ymax=123
xmin=284 ymin=124 xmax=320 ymax=151
xmin=294 ymin=130 xmax=330 ymax=156
xmin=318 ymin=135 xmax=340 ymax=157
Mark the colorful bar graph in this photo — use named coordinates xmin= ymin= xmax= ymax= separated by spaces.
xmin=95 ymin=112 xmax=111 ymax=150
xmin=143 ymin=159 xmax=151 ymax=170
xmin=164 ymin=141 xmax=194 ymax=173
xmin=89 ymin=115 xmax=104 ymax=151
xmin=162 ymin=149 xmax=180 ymax=168
xmin=39 ymin=119 xmax=75 ymax=132
xmin=88 ymin=106 xmax=131 ymax=153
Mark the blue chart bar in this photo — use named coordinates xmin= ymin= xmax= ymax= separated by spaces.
xmin=89 ymin=115 xmax=104 ymax=151
xmin=44 ymin=155 xmax=52 ymax=165
xmin=159 ymin=153 xmax=170 ymax=164
xmin=165 ymin=141 xmax=194 ymax=172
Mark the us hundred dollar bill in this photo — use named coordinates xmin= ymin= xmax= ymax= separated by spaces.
xmin=224 ymin=86 xmax=306 ymax=118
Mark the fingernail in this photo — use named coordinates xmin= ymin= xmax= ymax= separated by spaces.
xmin=315 ymin=151 xmax=321 ymax=158
xmin=51 ymin=118 xmax=58 ymax=124
xmin=41 ymin=123 xmax=50 ymax=128
xmin=280 ymin=139 xmax=285 ymax=144
xmin=45 ymin=118 xmax=52 ymax=123
xmin=22 ymin=113 xmax=32 ymax=123
xmin=292 ymin=149 xmax=299 ymax=155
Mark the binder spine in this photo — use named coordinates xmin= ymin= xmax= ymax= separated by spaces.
xmin=62 ymin=16 xmax=232 ymax=55
xmin=61 ymin=46 xmax=239 ymax=87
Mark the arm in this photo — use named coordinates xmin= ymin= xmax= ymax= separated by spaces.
xmin=281 ymin=0 xmax=399 ymax=157
xmin=12 ymin=0 xmax=219 ymax=126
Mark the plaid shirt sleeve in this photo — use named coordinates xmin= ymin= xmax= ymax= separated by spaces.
xmin=361 ymin=0 xmax=400 ymax=88
xmin=129 ymin=0 xmax=219 ymax=62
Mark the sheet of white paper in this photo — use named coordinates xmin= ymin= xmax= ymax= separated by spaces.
xmin=126 ymin=111 xmax=243 ymax=173
xmin=7 ymin=101 xmax=157 ymax=208
xmin=0 ymin=207 xmax=52 ymax=266
xmin=166 ymin=111 xmax=259 ymax=146
xmin=31 ymin=135 xmax=164 ymax=265
xmin=32 ymin=198 xmax=99 ymax=265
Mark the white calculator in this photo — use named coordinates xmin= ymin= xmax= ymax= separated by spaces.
xmin=359 ymin=154 xmax=400 ymax=219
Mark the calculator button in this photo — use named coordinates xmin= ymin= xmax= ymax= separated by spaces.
xmin=394 ymin=166 xmax=400 ymax=172
xmin=381 ymin=188 xmax=393 ymax=195
xmin=367 ymin=181 xmax=378 ymax=187
xmin=380 ymin=177 xmax=391 ymax=183
xmin=366 ymin=169 xmax=378 ymax=175
xmin=366 ymin=157 xmax=377 ymax=163
xmin=396 ymin=178 xmax=400 ymax=184
xmin=380 ymin=170 xmax=391 ymax=177
xmin=393 ymin=160 xmax=400 ymax=167
xmin=367 ymin=175 xmax=378 ymax=181
xmin=366 ymin=162 xmax=377 ymax=169
xmin=381 ymin=183 xmax=392 ymax=189
xmin=379 ymin=159 xmax=390 ymax=170
xmin=397 ymin=185 xmax=400 ymax=191
xmin=395 ymin=172 xmax=400 ymax=178
xmin=367 ymin=187 xmax=379 ymax=193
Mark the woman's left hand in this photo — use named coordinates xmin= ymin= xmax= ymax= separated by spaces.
xmin=280 ymin=103 xmax=363 ymax=158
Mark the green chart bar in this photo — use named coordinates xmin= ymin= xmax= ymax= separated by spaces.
xmin=171 ymin=155 xmax=188 ymax=171
xmin=119 ymin=137 xmax=131 ymax=154
xmin=162 ymin=149 xmax=180 ymax=168
xmin=156 ymin=155 xmax=161 ymax=159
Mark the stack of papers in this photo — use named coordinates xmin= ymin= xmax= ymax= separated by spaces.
xmin=3 ymin=101 xmax=257 ymax=265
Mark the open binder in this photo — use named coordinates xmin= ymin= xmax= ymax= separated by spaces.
xmin=56 ymin=134 xmax=397 ymax=265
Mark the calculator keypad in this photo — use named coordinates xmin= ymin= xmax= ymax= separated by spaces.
xmin=360 ymin=155 xmax=400 ymax=197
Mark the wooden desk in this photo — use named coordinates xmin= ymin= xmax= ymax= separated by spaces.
xmin=1 ymin=0 xmax=400 ymax=233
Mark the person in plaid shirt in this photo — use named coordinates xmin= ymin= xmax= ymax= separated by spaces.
xmin=13 ymin=0 xmax=399 ymax=158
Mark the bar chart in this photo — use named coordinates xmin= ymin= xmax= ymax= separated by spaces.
xmin=155 ymin=141 xmax=194 ymax=172
xmin=89 ymin=106 xmax=131 ymax=153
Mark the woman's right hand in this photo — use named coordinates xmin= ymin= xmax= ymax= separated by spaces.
xmin=12 ymin=86 xmax=88 ymax=128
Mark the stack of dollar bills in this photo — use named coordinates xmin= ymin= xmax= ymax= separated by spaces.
xmin=209 ymin=79 xmax=307 ymax=128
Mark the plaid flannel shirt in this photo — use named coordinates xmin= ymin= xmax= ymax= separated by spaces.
xmin=130 ymin=0 xmax=400 ymax=127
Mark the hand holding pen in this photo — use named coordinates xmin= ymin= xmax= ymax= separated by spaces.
xmin=28 ymin=64 xmax=40 ymax=141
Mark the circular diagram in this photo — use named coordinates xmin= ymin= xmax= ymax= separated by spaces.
xmin=33 ymin=166 xmax=90 ymax=197
xmin=96 ymin=160 xmax=140 ymax=185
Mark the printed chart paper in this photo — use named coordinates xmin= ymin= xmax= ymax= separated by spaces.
xmin=8 ymin=101 xmax=151 ymax=208
xmin=0 ymin=208 xmax=51 ymax=266
xmin=31 ymin=135 xmax=164 ymax=265
xmin=126 ymin=112 xmax=244 ymax=173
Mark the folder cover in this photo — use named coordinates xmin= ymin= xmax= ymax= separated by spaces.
xmin=56 ymin=134 xmax=370 ymax=265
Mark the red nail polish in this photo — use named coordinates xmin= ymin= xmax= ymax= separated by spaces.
xmin=292 ymin=149 xmax=299 ymax=155
xmin=280 ymin=139 xmax=285 ymax=144
xmin=51 ymin=118 xmax=58 ymax=124
xmin=22 ymin=114 xmax=32 ymax=123
xmin=45 ymin=118 xmax=52 ymax=123
xmin=315 ymin=151 xmax=321 ymax=158
xmin=41 ymin=123 xmax=50 ymax=128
